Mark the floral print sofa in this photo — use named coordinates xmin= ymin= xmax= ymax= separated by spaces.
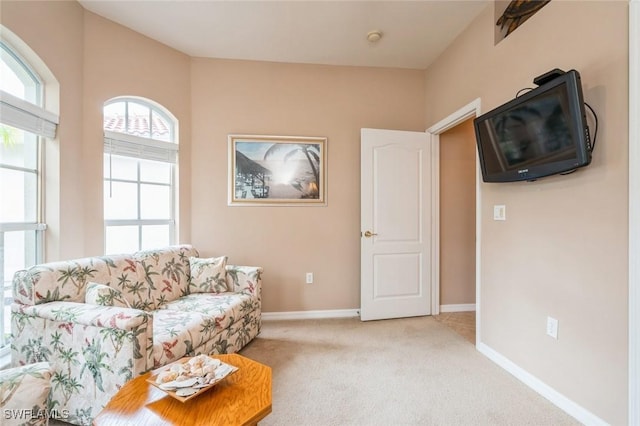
xmin=10 ymin=245 xmax=262 ymax=425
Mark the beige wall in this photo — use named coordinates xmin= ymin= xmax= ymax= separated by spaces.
xmin=82 ymin=12 xmax=192 ymax=256
xmin=424 ymin=2 xmax=628 ymax=423
xmin=190 ymin=58 xmax=425 ymax=313
xmin=1 ymin=2 xmax=192 ymax=259
xmin=2 ymin=1 xmax=425 ymax=312
xmin=439 ymin=118 xmax=476 ymax=306
xmin=2 ymin=1 xmax=630 ymax=422
xmin=2 ymin=1 xmax=85 ymax=261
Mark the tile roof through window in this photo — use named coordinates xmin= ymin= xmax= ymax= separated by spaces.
xmin=104 ymin=113 xmax=171 ymax=141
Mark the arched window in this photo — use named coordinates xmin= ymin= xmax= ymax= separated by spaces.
xmin=103 ymin=97 xmax=178 ymax=254
xmin=0 ymin=35 xmax=58 ymax=357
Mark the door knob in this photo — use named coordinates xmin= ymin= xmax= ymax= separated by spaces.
xmin=363 ymin=230 xmax=378 ymax=238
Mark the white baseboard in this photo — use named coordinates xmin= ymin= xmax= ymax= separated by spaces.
xmin=262 ymin=309 xmax=360 ymax=321
xmin=477 ymin=342 xmax=608 ymax=426
xmin=440 ymin=303 xmax=476 ymax=312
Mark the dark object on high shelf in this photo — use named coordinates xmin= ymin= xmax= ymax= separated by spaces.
xmin=497 ymin=0 xmax=551 ymax=37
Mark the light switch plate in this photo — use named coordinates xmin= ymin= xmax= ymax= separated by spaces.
xmin=493 ymin=205 xmax=506 ymax=221
xmin=546 ymin=316 xmax=559 ymax=339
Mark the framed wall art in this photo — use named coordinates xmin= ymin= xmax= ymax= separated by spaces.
xmin=228 ymin=134 xmax=327 ymax=206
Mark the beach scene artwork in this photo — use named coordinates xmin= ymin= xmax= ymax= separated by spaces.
xmin=229 ymin=135 xmax=326 ymax=205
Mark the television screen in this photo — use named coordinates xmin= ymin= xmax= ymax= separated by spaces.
xmin=474 ymin=69 xmax=591 ymax=182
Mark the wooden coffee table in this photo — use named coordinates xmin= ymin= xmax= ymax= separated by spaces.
xmin=93 ymin=353 xmax=272 ymax=426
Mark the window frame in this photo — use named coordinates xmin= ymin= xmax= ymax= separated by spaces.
xmin=103 ymin=98 xmax=178 ymax=254
xmin=0 ymin=39 xmax=50 ymax=359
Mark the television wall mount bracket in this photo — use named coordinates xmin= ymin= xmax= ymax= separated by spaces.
xmin=533 ymin=68 xmax=566 ymax=86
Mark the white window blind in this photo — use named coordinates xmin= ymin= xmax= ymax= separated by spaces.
xmin=0 ymin=90 xmax=58 ymax=139
xmin=104 ymin=131 xmax=177 ymax=163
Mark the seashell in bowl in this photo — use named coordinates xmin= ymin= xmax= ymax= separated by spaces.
xmin=159 ymin=382 xmax=178 ymax=391
xmin=175 ymin=387 xmax=198 ymax=397
xmin=156 ymin=371 xmax=178 ymax=384
xmin=173 ymin=377 xmax=198 ymax=388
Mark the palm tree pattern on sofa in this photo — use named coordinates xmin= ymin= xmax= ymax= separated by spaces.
xmin=10 ymin=246 xmax=262 ymax=425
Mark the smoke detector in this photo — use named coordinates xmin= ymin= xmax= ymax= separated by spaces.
xmin=367 ymin=30 xmax=383 ymax=43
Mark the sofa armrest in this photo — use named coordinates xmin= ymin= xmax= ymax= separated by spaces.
xmin=0 ymin=362 xmax=54 ymax=422
xmin=13 ymin=301 xmax=150 ymax=330
xmin=11 ymin=301 xmax=155 ymax=424
xmin=225 ymin=265 xmax=263 ymax=296
xmin=12 ymin=301 xmax=153 ymax=373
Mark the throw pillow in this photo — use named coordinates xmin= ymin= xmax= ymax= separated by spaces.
xmin=0 ymin=362 xmax=54 ymax=426
xmin=85 ymin=282 xmax=131 ymax=308
xmin=189 ymin=256 xmax=229 ymax=293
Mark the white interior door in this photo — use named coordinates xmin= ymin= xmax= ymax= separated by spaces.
xmin=360 ymin=128 xmax=432 ymax=321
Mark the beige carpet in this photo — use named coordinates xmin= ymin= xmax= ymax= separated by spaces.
xmin=239 ymin=316 xmax=581 ymax=426
xmin=433 ymin=312 xmax=476 ymax=344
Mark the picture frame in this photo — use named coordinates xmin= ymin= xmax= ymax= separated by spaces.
xmin=228 ymin=134 xmax=327 ymax=206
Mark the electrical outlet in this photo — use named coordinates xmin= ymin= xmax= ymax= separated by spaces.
xmin=306 ymin=272 xmax=313 ymax=284
xmin=546 ymin=316 xmax=559 ymax=339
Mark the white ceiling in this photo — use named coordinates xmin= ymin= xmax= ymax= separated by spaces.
xmin=78 ymin=0 xmax=489 ymax=70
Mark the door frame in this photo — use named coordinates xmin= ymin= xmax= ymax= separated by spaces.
xmin=629 ymin=0 xmax=639 ymax=422
xmin=426 ymin=98 xmax=482 ymax=345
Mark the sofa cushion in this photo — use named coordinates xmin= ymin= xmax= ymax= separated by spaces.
xmin=12 ymin=254 xmax=140 ymax=306
xmin=134 ymin=245 xmax=198 ymax=309
xmin=0 ymin=362 xmax=53 ymax=426
xmin=162 ymin=292 xmax=257 ymax=332
xmin=152 ymin=309 xmax=211 ymax=367
xmin=85 ymin=282 xmax=131 ymax=308
xmin=189 ymin=256 xmax=228 ymax=293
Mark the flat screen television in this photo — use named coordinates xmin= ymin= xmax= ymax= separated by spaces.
xmin=473 ymin=69 xmax=592 ymax=183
